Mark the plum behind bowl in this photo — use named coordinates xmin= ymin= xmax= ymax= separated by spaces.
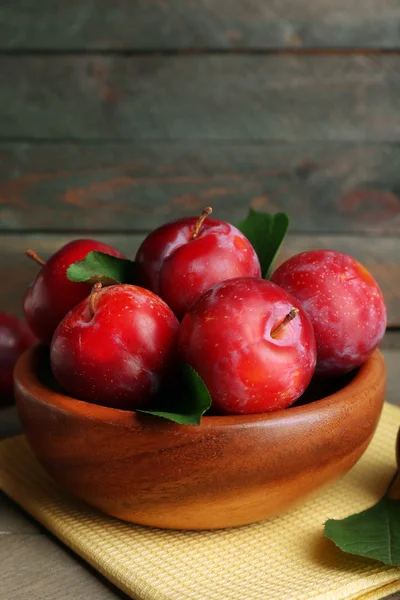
xmin=14 ymin=346 xmax=386 ymax=530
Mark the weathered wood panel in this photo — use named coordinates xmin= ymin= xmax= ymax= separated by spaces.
xmin=0 ymin=1 xmax=399 ymax=50
xmin=0 ymin=233 xmax=398 ymax=326
xmin=0 ymin=534 xmax=129 ymax=599
xmin=380 ymin=330 xmax=400 ymax=349
xmin=0 ymin=142 xmax=400 ymax=233
xmin=0 ymin=55 xmax=399 ymax=141
xmin=0 ymin=143 xmax=399 ymax=233
xmin=0 ymin=406 xmax=21 ymax=439
xmin=0 ymin=493 xmax=40 ymax=533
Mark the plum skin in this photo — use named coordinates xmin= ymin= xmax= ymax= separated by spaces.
xmin=135 ymin=216 xmax=261 ymax=320
xmin=178 ymin=277 xmax=317 ymax=415
xmin=24 ymin=239 xmax=125 ymax=344
xmin=271 ymin=250 xmax=387 ymax=376
xmin=50 ymin=284 xmax=179 ymax=410
xmin=0 ymin=314 xmax=35 ymax=407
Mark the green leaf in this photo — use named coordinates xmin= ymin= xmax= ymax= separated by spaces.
xmin=67 ymin=251 xmax=135 ymax=286
xmin=324 ymin=475 xmax=400 ymax=566
xmin=236 ymin=209 xmax=289 ymax=278
xmin=137 ymin=364 xmax=212 ymax=426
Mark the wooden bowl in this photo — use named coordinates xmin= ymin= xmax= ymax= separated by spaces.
xmin=14 ymin=345 xmax=386 ymax=530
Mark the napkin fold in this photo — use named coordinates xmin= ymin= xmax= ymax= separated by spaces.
xmin=1 ymin=403 xmax=400 ymax=600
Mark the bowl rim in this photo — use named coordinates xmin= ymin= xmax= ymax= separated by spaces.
xmin=14 ymin=345 xmax=385 ymax=429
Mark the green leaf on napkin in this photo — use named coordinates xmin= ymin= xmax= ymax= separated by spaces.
xmin=137 ymin=364 xmax=212 ymax=426
xmin=67 ymin=251 xmax=135 ymax=286
xmin=236 ymin=210 xmax=289 ymax=278
xmin=324 ymin=473 xmax=400 ymax=566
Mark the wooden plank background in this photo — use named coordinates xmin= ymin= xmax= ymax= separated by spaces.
xmin=0 ymin=143 xmax=399 ymax=233
xmin=0 ymin=1 xmax=399 ymax=49
xmin=0 ymin=2 xmax=398 ymax=326
xmin=0 ymin=55 xmax=399 ymax=141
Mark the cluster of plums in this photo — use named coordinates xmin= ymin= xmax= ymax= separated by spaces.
xmin=1 ymin=208 xmax=387 ymax=416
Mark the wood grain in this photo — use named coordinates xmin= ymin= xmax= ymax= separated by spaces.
xmin=0 ymin=534 xmax=129 ymax=599
xmin=384 ymin=350 xmax=400 ymax=413
xmin=14 ymin=346 xmax=386 ymax=529
xmin=0 ymin=493 xmax=41 ymax=534
xmin=0 ymin=142 xmax=399 ymax=233
xmin=0 ymin=55 xmax=399 ymax=141
xmin=0 ymin=233 xmax=399 ymax=325
xmin=2 ymin=345 xmax=399 ymax=436
xmin=0 ymin=406 xmax=21 ymax=439
xmin=381 ymin=331 xmax=400 ymax=349
xmin=0 ymin=1 xmax=399 ymax=50
xmin=2 ymin=343 xmax=400 ymax=595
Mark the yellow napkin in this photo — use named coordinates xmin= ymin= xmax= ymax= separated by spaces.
xmin=1 ymin=403 xmax=400 ymax=600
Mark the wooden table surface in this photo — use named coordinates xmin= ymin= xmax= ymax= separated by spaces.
xmin=1 ymin=334 xmax=399 ymax=600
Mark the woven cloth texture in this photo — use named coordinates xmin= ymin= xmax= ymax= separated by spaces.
xmin=1 ymin=402 xmax=400 ymax=600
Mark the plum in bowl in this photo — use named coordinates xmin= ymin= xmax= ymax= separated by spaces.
xmin=14 ymin=345 xmax=386 ymax=530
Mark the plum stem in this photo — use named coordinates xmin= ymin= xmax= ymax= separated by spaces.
xmin=89 ymin=282 xmax=102 ymax=319
xmin=192 ymin=206 xmax=212 ymax=240
xmin=25 ymin=249 xmax=46 ymax=266
xmin=271 ymin=307 xmax=299 ymax=339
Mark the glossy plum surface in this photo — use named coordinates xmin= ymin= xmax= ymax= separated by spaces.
xmin=51 ymin=284 xmax=179 ymax=410
xmin=178 ymin=277 xmax=316 ymax=414
xmin=24 ymin=239 xmax=125 ymax=344
xmin=271 ymin=250 xmax=387 ymax=376
xmin=136 ymin=216 xmax=261 ymax=319
xmin=0 ymin=313 xmax=35 ymax=406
